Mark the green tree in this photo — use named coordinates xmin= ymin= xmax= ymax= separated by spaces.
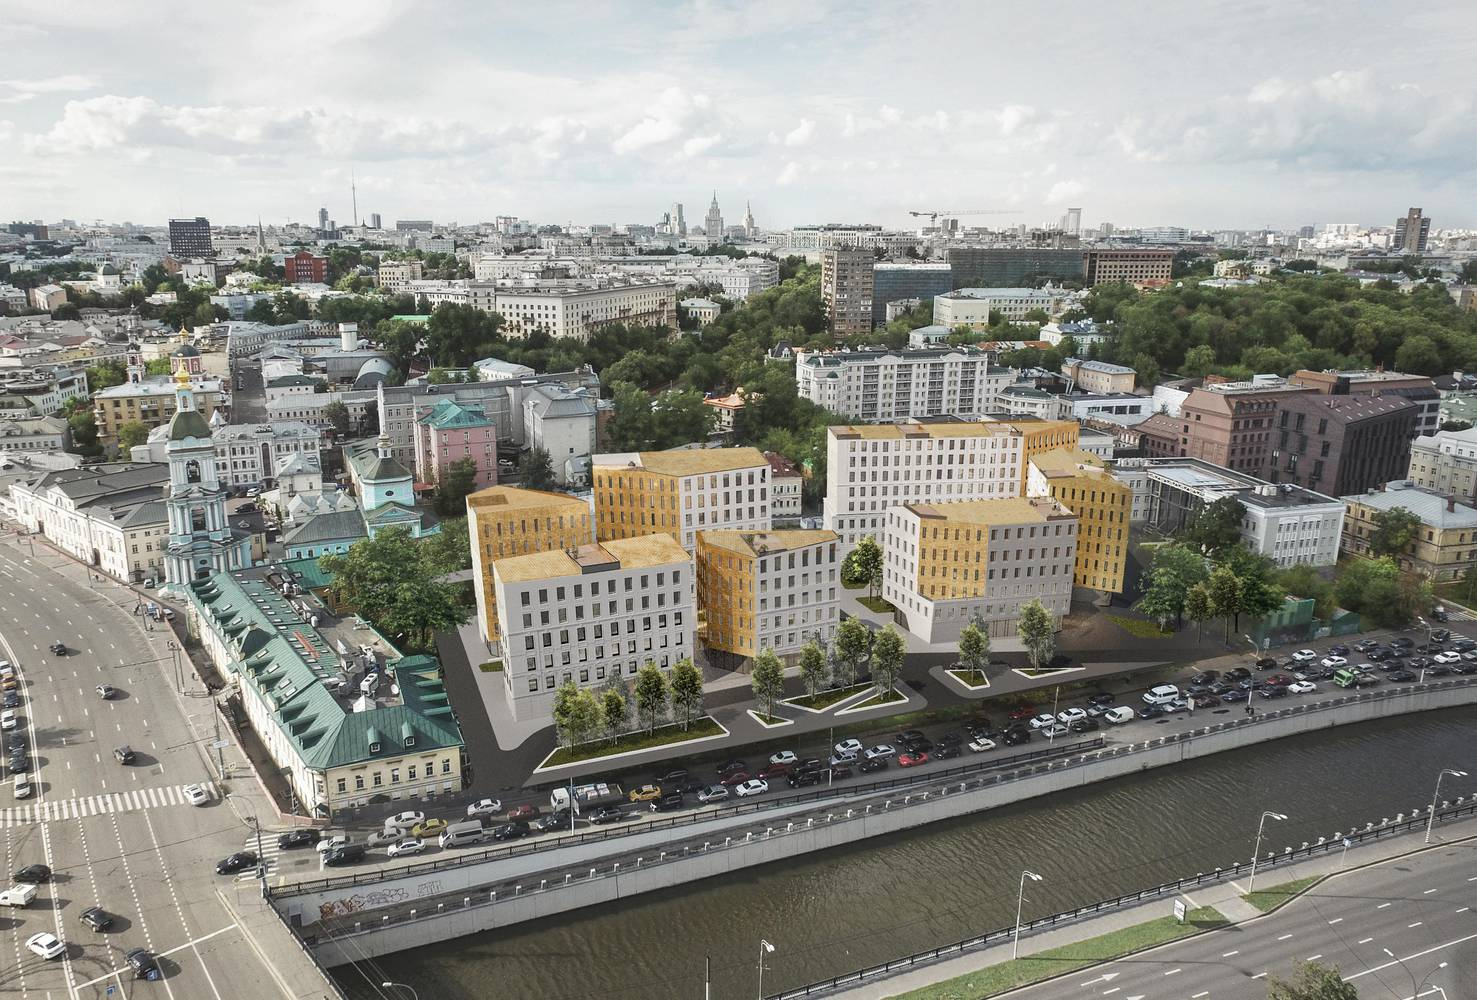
xmin=797 ymin=640 xmax=827 ymax=697
xmin=419 ymin=518 xmax=472 ymax=574
xmin=600 ymin=687 xmax=628 ymax=742
xmin=834 ymin=617 xmax=872 ymax=688
xmin=958 ymin=621 xmax=990 ymax=679
xmin=564 ymin=688 xmax=602 ymax=746
xmin=518 ymin=447 xmax=557 ymax=491
xmin=116 ymin=420 xmax=151 ymax=451
xmin=86 ymin=359 xmax=127 ymax=392
xmin=552 ymin=680 xmax=581 ymax=747
xmin=1183 ymin=344 xmax=1217 ymax=377
xmin=321 ymin=400 xmax=350 ymax=436
xmin=1137 ymin=543 xmax=1210 ymax=628
xmin=669 ymin=657 xmax=704 ymax=729
xmin=1185 ymin=583 xmax=1213 ymax=640
xmin=633 ymin=662 xmax=669 ymax=733
xmin=1367 ymin=506 xmax=1421 ymax=559
xmin=63 ymin=398 xmax=100 ymax=457
xmin=750 ymin=648 xmax=786 ymax=720
xmin=1187 ymin=497 xmax=1246 ymax=556
xmin=852 ymin=535 xmax=883 ymax=598
xmin=436 ymin=457 xmax=479 ymax=515
xmin=1205 ymin=566 xmax=1243 ymax=642
xmin=603 ymin=381 xmax=655 ymax=451
xmin=1265 ymin=961 xmax=1359 ymax=1000
xmin=870 ymin=626 xmax=905 ymax=695
xmin=1016 ymin=599 xmax=1056 ymax=671
xmin=1217 ymin=547 xmax=1284 ymax=631
xmin=319 ymin=526 xmax=469 ymax=650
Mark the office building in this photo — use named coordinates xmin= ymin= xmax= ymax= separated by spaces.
xmin=1342 ymin=480 xmax=1477 ymax=581
xmin=1081 ymin=248 xmax=1175 ymax=285
xmin=946 ymin=247 xmax=1085 ymax=287
xmin=521 ymin=383 xmax=601 ymax=486
xmin=821 ymin=248 xmax=875 ymax=336
xmin=1027 ymin=449 xmax=1130 ymax=594
xmin=1061 ymin=358 xmax=1136 ymax=394
xmin=396 ymin=220 xmax=433 ymax=232
xmin=494 ymin=281 xmax=677 ymax=341
xmin=1062 ymin=208 xmax=1082 ymax=236
xmin=167 ymin=217 xmax=212 ymax=258
xmin=1408 ymin=427 xmax=1477 ymax=502
xmin=695 ymin=529 xmax=840 ymax=658
xmin=794 ymin=346 xmax=1013 ymax=422
xmin=284 ymin=250 xmax=328 ymax=284
xmin=882 ymin=496 xmax=1077 ymax=642
xmin=1268 ymin=393 xmax=1416 ymax=496
xmin=1394 ymin=208 xmax=1430 ymax=254
xmin=870 ymin=262 xmax=955 ymax=326
xmin=1287 ymin=368 xmax=1440 ymax=439
xmin=369 ymin=213 xmax=382 ymax=230
xmin=466 ymin=486 xmax=594 ymax=644
xmin=670 ymin=203 xmax=686 ymax=237
xmin=376 ymin=260 xmax=424 ymax=294
xmin=593 ymin=447 xmax=770 ymax=550
xmin=1176 ymin=379 xmax=1316 ymax=477
xmin=0 ymin=416 xmax=67 ymax=455
xmin=933 ymin=287 xmax=1069 ymax=328
xmin=493 ymin=535 xmax=694 ymax=720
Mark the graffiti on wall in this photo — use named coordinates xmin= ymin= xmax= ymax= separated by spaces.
xmin=318 ymin=885 xmax=410 ymax=921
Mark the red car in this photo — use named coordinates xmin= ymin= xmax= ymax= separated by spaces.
xmin=757 ymin=762 xmax=790 ymax=779
xmin=1007 ymin=705 xmax=1037 ymax=722
xmin=1265 ymin=674 xmax=1294 ymax=687
xmin=506 ymin=803 xmax=541 ymax=821
xmin=719 ymin=770 xmax=752 ymax=786
xmin=897 ymin=751 xmax=930 ymax=768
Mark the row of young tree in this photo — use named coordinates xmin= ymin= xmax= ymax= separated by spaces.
xmin=551 ymin=659 xmax=705 ymax=748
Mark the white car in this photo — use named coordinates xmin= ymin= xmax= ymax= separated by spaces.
xmin=26 ymin=932 xmax=64 ymax=960
xmin=1320 ymin=655 xmax=1347 ymax=668
xmin=1056 ymin=708 xmax=1087 ymax=725
xmin=1434 ymin=651 xmax=1461 ymax=664
xmin=1103 ymin=706 xmax=1135 ymax=725
xmin=466 ymin=798 xmax=502 ymax=819
xmin=1291 ymin=649 xmax=1317 ymax=662
xmin=1042 ymin=723 xmax=1069 ymax=739
xmin=315 ymin=834 xmax=350 ymax=854
xmin=863 ymin=744 xmax=895 ymax=761
xmin=387 ymin=838 xmax=425 ymax=858
xmin=967 ymin=738 xmax=997 ymax=753
xmin=833 ymin=738 xmax=864 ymax=757
xmin=0 ymin=710 xmax=15 ymax=731
xmin=733 ymin=778 xmax=769 ymax=798
xmin=366 ymin=830 xmax=400 ymax=847
xmin=183 ymin=783 xmax=209 ymax=806
xmin=1288 ymin=680 xmax=1317 ymax=694
xmin=383 ymin=810 xmax=425 ymax=833
xmin=696 ymin=785 xmax=729 ymax=804
xmin=768 ymin=750 xmax=798 ymax=766
xmin=1028 ymin=713 xmax=1057 ymax=730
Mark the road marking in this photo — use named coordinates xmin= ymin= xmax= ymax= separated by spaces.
xmin=1358 ymin=937 xmax=1374 ymax=944
xmin=1102 ymin=989 xmax=1120 ymax=996
xmin=1222 ymin=950 xmax=1239 ymax=957
xmin=1163 ymin=968 xmax=1181 ymax=977
xmin=1252 ymin=972 xmax=1267 ymax=980
xmin=1457 ymin=907 xmax=1470 ymax=914
xmin=1424 ymin=888 xmax=1438 ymax=894
xmin=1377 ymin=902 xmax=1392 ymax=909
xmin=1409 ymin=921 xmax=1424 ymax=928
xmin=1328 ymin=918 xmax=1343 ymax=925
xmin=1080 ymin=973 xmax=1119 ymax=986
xmin=1192 ymin=993 xmax=1209 ymax=999
xmin=1278 ymin=933 xmax=1293 ymax=941
xmin=1346 ymin=929 xmax=1477 ymax=980
xmin=1308 ymin=954 xmax=1323 ymax=961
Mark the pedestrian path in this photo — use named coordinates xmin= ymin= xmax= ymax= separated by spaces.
xmin=0 ymin=781 xmax=219 ymax=826
xmin=249 ymin=833 xmax=287 ymax=876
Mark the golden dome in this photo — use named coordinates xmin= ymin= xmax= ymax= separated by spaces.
xmin=173 ymin=363 xmax=191 ymax=386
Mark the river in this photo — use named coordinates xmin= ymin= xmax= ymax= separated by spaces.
xmin=338 ymin=706 xmax=1477 ymax=1000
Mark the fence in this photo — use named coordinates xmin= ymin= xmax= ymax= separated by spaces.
xmin=273 ymin=737 xmax=1105 ymax=898
xmin=257 ymin=882 xmax=352 ymax=999
xmin=766 ymin=796 xmax=1477 ymax=999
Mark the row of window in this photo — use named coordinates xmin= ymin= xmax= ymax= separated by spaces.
xmin=333 ymin=757 xmax=453 ymax=794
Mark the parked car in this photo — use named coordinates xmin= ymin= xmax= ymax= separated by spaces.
xmin=324 ymin=844 xmax=367 ymax=866
xmin=1320 ymin=655 xmax=1347 ymax=668
xmin=315 ymin=834 xmax=350 ymax=854
xmin=767 ymin=751 xmax=798 ymax=767
xmin=734 ymin=778 xmax=769 ymax=798
xmin=897 ymin=751 xmax=929 ymax=767
xmin=1265 ymin=673 xmax=1294 ymax=687
xmin=112 ymin=746 xmax=136 ymax=765
xmin=96 ymin=684 xmax=117 ymax=699
xmin=0 ymin=711 xmax=15 ymax=732
xmin=384 ymin=811 xmax=426 ymax=832
xmin=1288 ymin=681 xmax=1317 ymax=694
xmin=1367 ymin=648 xmax=1392 ymax=662
xmin=896 ymin=729 xmax=926 ymax=744
xmin=697 ymin=785 xmax=730 ymax=804
xmin=1290 ymin=649 xmax=1317 ymax=662
xmin=1103 ymin=706 xmax=1135 ymax=725
xmin=864 ymin=744 xmax=896 ymax=761
xmin=409 ymin=819 xmax=447 ymax=838
xmin=533 ymin=811 xmax=574 ymax=833
xmin=183 ymin=783 xmax=209 ymax=806
xmin=14 ymin=864 xmax=49 ymax=883
xmin=787 ymin=770 xmax=821 ymax=788
xmin=655 ymin=768 xmax=689 ymax=786
xmin=719 ymin=770 xmax=752 ymax=786
xmin=1225 ymin=667 xmax=1252 ymax=682
xmin=859 ymin=757 xmax=889 ymax=773
xmin=933 ymin=743 xmax=962 ymax=760
xmin=1387 ymin=669 xmax=1418 ymax=682
xmin=1192 ymin=694 xmax=1219 ymax=710
xmin=1056 ymin=707 xmax=1087 ymax=725
xmin=387 ymin=838 xmax=425 ymax=859
xmin=589 ymin=806 xmax=627 ymax=824
xmin=366 ymin=830 xmax=401 ymax=847
xmin=48 ymin=641 xmax=66 ymax=656
xmin=1007 ymin=704 xmax=1038 ymax=721
xmin=506 ymin=804 xmax=541 ymax=821
xmin=717 ymin=760 xmax=749 ymax=779
xmin=968 ymin=737 xmax=997 ymax=753
xmin=1042 ymin=723 xmax=1070 ymax=738
xmin=628 ymin=784 xmax=663 ymax=803
xmin=215 ymin=852 xmax=257 ymax=875
xmin=833 ymin=739 xmax=863 ymax=757
xmin=1027 ymin=713 xmax=1056 ymax=729
xmin=1002 ymin=727 xmax=1032 ymax=745
xmin=25 ymin=932 xmax=65 ymax=960
xmin=1329 ymin=644 xmax=1350 ymax=656
xmin=491 ymin=822 xmax=530 ymax=841
xmin=1254 ymin=657 xmax=1277 ymax=670
xmin=1069 ymin=717 xmax=1100 ymax=733
xmin=828 ymin=753 xmax=858 ymax=768
xmin=1137 ymin=704 xmax=1167 ymax=719
xmin=1258 ymin=684 xmax=1289 ymax=700
xmin=1086 ymin=691 xmax=1116 ymax=707
xmin=278 ymin=829 xmax=318 ymax=850
xmin=1435 ymin=651 xmax=1461 ymax=664
xmin=466 ymin=798 xmax=503 ymax=819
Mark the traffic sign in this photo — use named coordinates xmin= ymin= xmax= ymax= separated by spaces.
xmin=212 ymin=739 xmax=230 ymax=749
xmin=1172 ymin=899 xmax=1186 ymax=923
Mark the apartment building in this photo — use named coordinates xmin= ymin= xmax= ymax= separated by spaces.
xmin=932 ymin=287 xmax=1069 ymax=327
xmin=93 ymin=376 xmax=226 ymax=444
xmin=413 ymin=398 xmax=497 ymax=488
xmin=465 ymin=486 xmax=594 ymax=644
xmin=1081 ymin=248 xmax=1175 ymax=286
xmin=1287 ymin=368 xmax=1440 ymax=439
xmin=695 ymin=529 xmax=840 ymax=658
xmin=882 ymin=497 xmax=1078 ymax=642
xmin=821 ymin=248 xmax=875 ymax=336
xmin=0 ymin=416 xmax=68 ymax=455
xmin=493 ymin=535 xmax=695 ymax=720
xmin=211 ymin=422 xmax=321 ymax=488
xmin=593 ymin=447 xmax=770 ymax=550
xmin=1177 ymin=380 xmax=1315 ymax=477
xmin=1267 ymin=393 xmax=1415 ymax=496
xmin=794 ymin=346 xmax=1013 ymax=421
xmin=822 ymin=420 xmax=1080 ymax=547
xmin=494 ymin=281 xmax=677 ymax=340
xmin=1342 ymin=481 xmax=1477 ymax=581
xmin=376 ymin=259 xmax=423 ymax=294
xmin=1408 ymin=427 xmax=1477 ymax=501
xmin=766 ymin=451 xmax=803 ymax=524
xmin=1061 ymin=357 xmax=1136 ymax=394
xmin=1027 ymin=449 xmax=1130 ymax=594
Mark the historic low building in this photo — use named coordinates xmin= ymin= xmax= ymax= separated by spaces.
xmin=1342 ymin=480 xmax=1477 ymax=582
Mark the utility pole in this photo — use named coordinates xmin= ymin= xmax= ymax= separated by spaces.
xmin=213 ymin=704 xmax=227 ymax=781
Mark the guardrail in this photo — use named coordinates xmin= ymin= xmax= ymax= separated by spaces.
xmin=766 ymin=796 xmax=1477 ymax=999
xmin=273 ymin=737 xmax=1105 ymax=898
xmin=257 ymin=883 xmax=352 ymax=999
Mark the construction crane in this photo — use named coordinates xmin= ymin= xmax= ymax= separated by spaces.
xmin=908 ymin=209 xmax=1021 ymax=226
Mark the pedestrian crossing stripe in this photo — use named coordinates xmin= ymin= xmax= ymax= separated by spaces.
xmin=0 ymin=782 xmax=219 ymax=827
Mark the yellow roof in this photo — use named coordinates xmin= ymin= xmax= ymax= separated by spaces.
xmin=905 ymin=496 xmax=1074 ymax=526
xmin=493 ymin=534 xmax=689 ymax=584
xmin=593 ymin=447 xmax=768 ymax=476
xmin=698 ymin=529 xmax=838 ymax=558
xmin=1029 ymin=447 xmax=1108 ymax=475
xmin=466 ymin=486 xmax=590 ymax=515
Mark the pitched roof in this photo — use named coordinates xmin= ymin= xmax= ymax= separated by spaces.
xmin=417 ymin=398 xmax=492 ymax=430
xmin=283 ymin=509 xmax=367 ymax=547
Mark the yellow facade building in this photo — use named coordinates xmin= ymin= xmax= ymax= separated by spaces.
xmin=695 ymin=529 xmax=840 ymax=658
xmin=1027 ymin=448 xmax=1130 ymax=593
xmin=592 ymin=447 xmax=771 ymax=550
xmin=1014 ymin=419 xmax=1081 ymax=490
xmin=465 ymin=486 xmax=594 ymax=644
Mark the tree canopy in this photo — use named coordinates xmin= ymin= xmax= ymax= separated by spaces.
xmin=320 ymin=526 xmax=469 ymax=651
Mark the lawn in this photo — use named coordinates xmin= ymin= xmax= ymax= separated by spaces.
xmin=784 ymin=683 xmax=872 ymax=711
xmin=540 ymin=716 xmax=725 ymax=768
xmin=947 ymin=669 xmax=990 ymax=688
xmin=1242 ymin=875 xmax=1321 ymax=913
xmin=1106 ymin=614 xmax=1173 ymax=639
xmin=858 ymin=595 xmax=897 ymax=614
xmin=885 ymin=907 xmax=1227 ymax=1000
xmin=853 ymin=687 xmax=906 ymax=709
xmin=478 ymin=660 xmax=504 ymax=672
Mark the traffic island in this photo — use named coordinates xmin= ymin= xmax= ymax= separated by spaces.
xmin=884 ymin=906 xmax=1228 ymax=1000
xmin=747 ymin=710 xmax=794 ymax=729
xmin=837 ymin=686 xmax=908 ymax=715
xmin=533 ymin=716 xmax=729 ymax=772
xmin=945 ymin=669 xmax=991 ymax=691
xmin=1241 ymin=875 xmax=1322 ymax=913
xmin=780 ymin=684 xmax=874 ymax=714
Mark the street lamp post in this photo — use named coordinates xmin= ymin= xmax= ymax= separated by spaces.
xmin=757 ymin=939 xmax=775 ymax=1000
xmin=1425 ymin=769 xmax=1467 ymax=843
xmin=1247 ymin=811 xmax=1287 ymax=893
xmin=1013 ymin=870 xmax=1043 ymax=959
xmin=381 ymin=983 xmax=419 ymax=1000
xmin=167 ymin=639 xmax=182 ymax=692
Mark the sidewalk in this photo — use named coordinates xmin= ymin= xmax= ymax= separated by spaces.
xmin=825 ymin=812 xmax=1477 ymax=999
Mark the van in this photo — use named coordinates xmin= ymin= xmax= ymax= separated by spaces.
xmin=1141 ymin=684 xmax=1181 ymax=707
xmin=439 ymin=820 xmax=492 ymax=849
xmin=1333 ymin=668 xmax=1360 ymax=688
xmin=1103 ymin=706 xmax=1135 ymax=725
xmin=0 ymin=883 xmax=37 ymax=907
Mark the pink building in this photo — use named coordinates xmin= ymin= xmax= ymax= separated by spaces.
xmin=413 ymin=399 xmax=498 ymax=489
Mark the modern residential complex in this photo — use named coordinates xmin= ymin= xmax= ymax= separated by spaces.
xmin=794 ymin=346 xmax=1012 ymax=422
xmin=1394 ymin=207 xmax=1430 ymax=254
xmin=1287 ymin=368 xmax=1440 ymax=440
xmin=695 ymin=529 xmax=840 ymax=658
xmin=593 ymin=447 xmax=771 ymax=550
xmin=492 ymin=535 xmax=694 ymax=719
xmin=1027 ymin=449 xmax=1130 ymax=594
xmin=1341 ymin=480 xmax=1477 ymax=581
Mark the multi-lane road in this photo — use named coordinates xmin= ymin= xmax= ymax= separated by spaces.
xmin=0 ymin=534 xmax=309 ymax=1000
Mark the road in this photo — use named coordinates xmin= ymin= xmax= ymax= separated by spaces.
xmin=0 ymin=535 xmax=308 ymax=1000
xmin=1009 ymin=843 xmax=1476 ymax=1000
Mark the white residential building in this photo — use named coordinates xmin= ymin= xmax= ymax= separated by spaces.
xmin=765 ymin=451 xmax=803 ymax=524
xmin=494 ymin=280 xmax=677 ymax=341
xmin=1407 ymin=427 xmax=1477 ymax=501
xmin=593 ymin=447 xmax=772 ymax=551
xmin=933 ymin=287 xmax=1071 ymax=328
xmin=9 ymin=464 xmax=171 ymax=583
xmin=695 ymin=529 xmax=840 ymax=658
xmin=795 ymin=347 xmax=1013 ymax=422
xmin=0 ymin=416 xmax=68 ymax=454
xmin=493 ymin=535 xmax=695 ymax=721
xmin=521 ymin=383 xmax=599 ymax=485
xmin=376 ymin=259 xmax=424 ymax=294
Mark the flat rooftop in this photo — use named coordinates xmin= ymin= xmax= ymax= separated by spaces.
xmin=593 ymin=446 xmax=768 ymax=477
xmin=905 ymin=496 xmax=1074 ymax=525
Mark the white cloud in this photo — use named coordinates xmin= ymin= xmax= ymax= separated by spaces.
xmin=1045 ymin=179 xmax=1087 ymax=203
xmin=783 ymin=118 xmax=815 ymax=147
xmin=996 ymin=104 xmax=1035 ymax=136
xmin=0 ymin=74 xmax=97 ymax=105
xmin=612 ymin=87 xmax=710 ymax=155
xmin=775 ymin=160 xmax=801 ymax=186
xmin=681 ymin=133 xmax=723 ymax=157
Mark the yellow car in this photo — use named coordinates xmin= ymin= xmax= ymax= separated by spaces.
xmin=409 ymin=818 xmax=448 ymax=838
xmin=628 ymin=784 xmax=662 ymax=802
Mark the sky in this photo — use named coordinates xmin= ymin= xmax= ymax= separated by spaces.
xmin=1 ymin=0 xmax=1474 ymax=232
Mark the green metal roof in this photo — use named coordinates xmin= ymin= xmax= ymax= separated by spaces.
xmin=168 ymin=407 xmax=212 ymax=442
xmin=278 ymin=556 xmax=336 ymax=591
xmin=417 ymin=398 xmax=491 ymax=430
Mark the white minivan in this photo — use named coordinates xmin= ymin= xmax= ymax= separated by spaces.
xmin=1103 ymin=706 xmax=1135 ymax=725
xmin=1141 ymin=684 xmax=1181 ymax=707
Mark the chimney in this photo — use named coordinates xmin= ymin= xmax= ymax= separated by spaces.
xmin=1449 ymin=495 xmax=1457 ymax=512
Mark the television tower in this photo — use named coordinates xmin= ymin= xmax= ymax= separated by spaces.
xmin=350 ymin=167 xmax=358 ymax=228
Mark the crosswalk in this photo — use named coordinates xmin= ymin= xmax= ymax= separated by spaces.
xmin=250 ymin=834 xmax=286 ymax=876
xmin=0 ymin=781 xmax=220 ymax=827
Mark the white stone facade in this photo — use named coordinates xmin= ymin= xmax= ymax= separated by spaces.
xmin=795 ymin=348 xmax=1012 ymax=422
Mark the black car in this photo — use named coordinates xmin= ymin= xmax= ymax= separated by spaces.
xmin=1367 ymin=648 xmax=1392 ymax=661
xmin=8 ymin=752 xmax=29 ymax=773
xmin=125 ymin=947 xmax=161 ymax=981
xmin=1426 ymin=663 xmax=1453 ymax=677
xmin=1138 ymin=704 xmax=1168 ymax=718
xmin=859 ymin=757 xmax=889 ymax=773
xmin=48 ymin=641 xmax=66 ymax=656
xmin=1450 ymin=639 xmax=1476 ymax=652
xmin=786 ymin=770 xmax=821 ymax=788
xmin=896 ymin=729 xmax=926 ymax=743
xmin=1207 ymin=680 xmax=1234 ymax=696
xmin=655 ymin=768 xmax=688 ymax=786
xmin=1432 ymin=628 xmax=1451 ymax=642
xmin=827 ymin=764 xmax=853 ymax=780
xmin=15 ymin=863 xmax=50 ymax=883
xmin=324 ymin=844 xmax=367 ymax=866
xmin=1225 ymin=667 xmax=1252 ymax=683
xmin=1408 ymin=656 xmax=1433 ymax=669
xmin=681 ymin=778 xmax=707 ymax=795
xmin=933 ymin=743 xmax=962 ymax=759
xmin=650 ymin=792 xmax=684 ymax=811
xmin=1254 ymin=657 xmax=1277 ymax=670
xmin=1353 ymin=638 xmax=1378 ymax=651
xmin=215 ymin=852 xmax=258 ymax=875
xmin=278 ymin=829 xmax=318 ymax=850
xmin=1328 ymin=644 xmax=1349 ymax=656
xmin=533 ymin=810 xmax=573 ymax=833
xmin=492 ymin=822 xmax=530 ymax=841
xmin=1068 ymin=717 xmax=1100 ymax=733
xmin=1258 ymin=684 xmax=1289 ymax=699
xmin=934 ymin=732 xmax=962 ymax=748
xmin=2 ymin=690 xmax=17 ymax=708
xmin=901 ymin=738 xmax=934 ymax=755
xmin=1354 ymin=672 xmax=1382 ymax=687
xmin=5 ymin=732 xmax=24 ymax=753
xmin=1002 ymin=727 xmax=1031 ymax=746
xmin=1193 ymin=693 xmax=1220 ymax=710
xmin=1390 ymin=636 xmax=1414 ymax=648
xmin=1086 ymin=692 xmax=1116 ymax=707
xmin=795 ymin=757 xmax=825 ymax=773
xmin=113 ymin=746 xmax=137 ymax=765
xmin=80 ymin=906 xmax=113 ymax=931
xmin=1387 ymin=669 xmax=1418 ymax=682
xmin=590 ymin=806 xmax=627 ymax=824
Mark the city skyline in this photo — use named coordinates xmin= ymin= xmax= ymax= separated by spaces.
xmin=1 ymin=1 xmax=1474 ymax=230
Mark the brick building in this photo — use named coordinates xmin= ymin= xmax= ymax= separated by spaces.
xmin=1267 ymin=393 xmax=1416 ymax=496
xmin=283 ymin=250 xmax=328 ymax=284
